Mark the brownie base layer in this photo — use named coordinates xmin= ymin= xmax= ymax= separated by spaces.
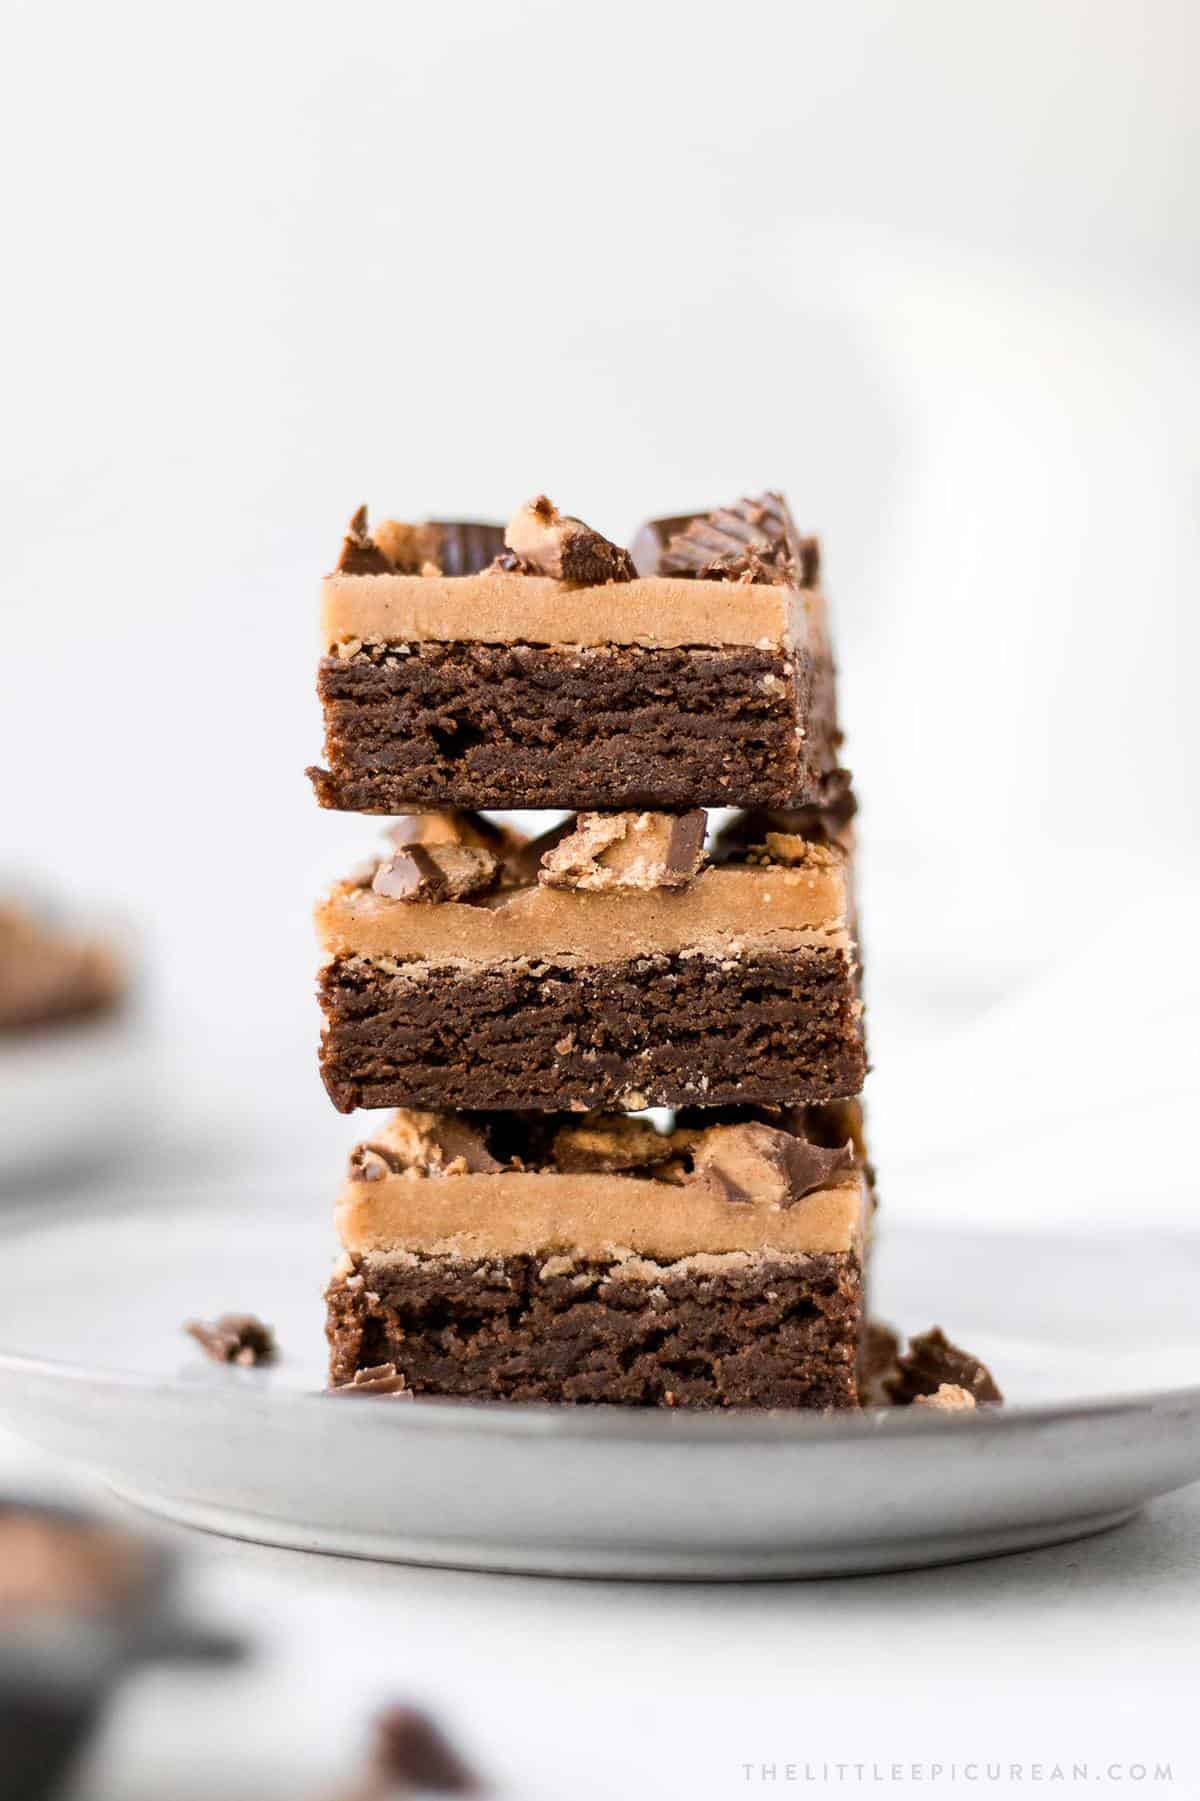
xmin=326 ymin=1249 xmax=864 ymax=1407
xmin=313 ymin=640 xmax=824 ymax=811
xmin=319 ymin=947 xmax=866 ymax=1113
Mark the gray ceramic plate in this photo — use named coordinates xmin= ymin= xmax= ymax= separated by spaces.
xmin=1 ymin=1189 xmax=1198 ymax=1579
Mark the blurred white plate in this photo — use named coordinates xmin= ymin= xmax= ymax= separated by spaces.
xmin=0 ymin=1012 xmax=154 ymax=1184
xmin=0 ymin=1191 xmax=1197 ymax=1580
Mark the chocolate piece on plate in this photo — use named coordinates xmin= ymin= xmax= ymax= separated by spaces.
xmin=886 ymin=1327 xmax=1003 ymax=1407
xmin=185 ymin=1313 xmax=277 ymax=1367
xmin=327 ymin=1361 xmax=412 ymax=1397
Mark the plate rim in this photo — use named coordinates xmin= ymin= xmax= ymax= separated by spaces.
xmin=3 ymin=1192 xmax=1200 ymax=1450
xmin=1 ymin=1341 xmax=1198 ymax=1449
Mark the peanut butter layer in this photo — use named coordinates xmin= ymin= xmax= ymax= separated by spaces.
xmin=336 ymin=1168 xmax=868 ymax=1261
xmin=321 ymin=572 xmax=815 ymax=652
xmin=316 ymin=861 xmax=852 ymax=969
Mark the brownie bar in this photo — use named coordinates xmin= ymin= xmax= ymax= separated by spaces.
xmin=319 ymin=944 xmax=862 ymax=1113
xmin=316 ymin=828 xmax=865 ymax=1114
xmin=311 ymin=492 xmax=840 ymax=813
xmin=325 ymin=1104 xmax=870 ymax=1407
xmin=313 ymin=639 xmax=816 ymax=813
xmin=327 ymin=1248 xmax=863 ymax=1407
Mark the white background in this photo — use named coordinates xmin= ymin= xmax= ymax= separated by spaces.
xmin=3 ymin=0 xmax=1197 ymax=1219
xmin=2 ymin=2 xmax=1199 ymax=1796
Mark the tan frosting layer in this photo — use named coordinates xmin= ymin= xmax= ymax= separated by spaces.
xmin=337 ymin=1168 xmax=867 ymax=1260
xmin=316 ymin=863 xmax=852 ymax=968
xmin=321 ymin=572 xmax=816 ymax=652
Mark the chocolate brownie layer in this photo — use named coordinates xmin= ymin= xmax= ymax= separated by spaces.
xmin=313 ymin=641 xmax=822 ymax=812
xmin=326 ymin=1247 xmax=863 ymax=1407
xmin=319 ymin=946 xmax=865 ymax=1113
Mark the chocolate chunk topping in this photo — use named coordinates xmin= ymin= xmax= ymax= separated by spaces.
xmin=538 ymin=809 xmax=707 ymax=892
xmin=689 ymin=1122 xmax=799 ymax=1206
xmin=371 ymin=843 xmax=444 ymax=900
xmin=352 ymin=1110 xmax=503 ymax=1178
xmin=372 ymin=842 xmax=501 ymax=902
xmin=486 ymin=547 xmax=536 ymax=574
xmin=656 ymin=492 xmax=818 ymax=587
xmin=327 ymin=1361 xmax=412 ymax=1397
xmin=372 ymin=518 xmax=443 ymax=574
xmin=428 ymin=520 xmax=506 ymax=577
xmin=630 ymin=511 xmax=705 ymax=578
xmin=688 ymin=1121 xmax=852 ymax=1207
xmin=553 ymin=1115 xmax=682 ymax=1174
xmin=886 ymin=1327 xmax=1003 ymax=1407
xmin=776 ymin=1134 xmax=856 ymax=1204
xmin=185 ymin=1313 xmax=277 ymax=1367
xmin=336 ymin=505 xmax=393 ymax=575
xmin=504 ymin=495 xmax=636 ymax=584
xmin=372 ymin=1704 xmax=480 ymax=1792
xmin=335 ymin=513 xmax=507 ymax=578
xmin=505 ymin=815 xmax=576 ymax=885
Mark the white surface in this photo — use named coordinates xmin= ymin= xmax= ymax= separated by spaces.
xmin=4 ymin=1193 xmax=1199 ymax=1583
xmin=5 ymin=1422 xmax=1200 ymax=1800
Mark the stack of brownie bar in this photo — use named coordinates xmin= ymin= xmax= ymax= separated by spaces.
xmin=311 ymin=492 xmax=873 ymax=1407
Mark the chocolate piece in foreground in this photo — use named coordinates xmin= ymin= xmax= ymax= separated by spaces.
xmin=886 ymin=1327 xmax=1003 ymax=1407
xmin=504 ymin=495 xmax=636 ymax=584
xmin=316 ymin=832 xmax=864 ymax=1113
xmin=372 ymin=1704 xmax=480 ymax=1794
xmin=185 ymin=1313 xmax=277 ymax=1367
xmin=326 ymin=1104 xmax=868 ymax=1407
xmin=312 ymin=489 xmax=838 ymax=812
